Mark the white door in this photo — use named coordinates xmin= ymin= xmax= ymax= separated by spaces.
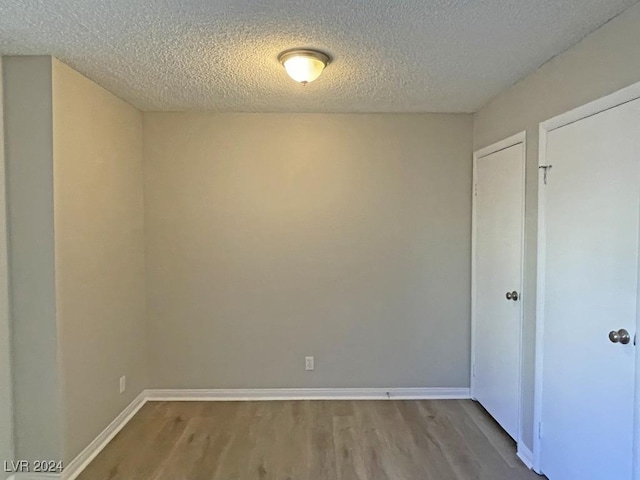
xmin=539 ymin=98 xmax=640 ymax=480
xmin=473 ymin=141 xmax=525 ymax=440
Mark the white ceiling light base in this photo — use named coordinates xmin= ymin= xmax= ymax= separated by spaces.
xmin=278 ymin=49 xmax=331 ymax=85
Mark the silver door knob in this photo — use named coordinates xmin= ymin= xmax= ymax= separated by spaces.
xmin=506 ymin=291 xmax=519 ymax=301
xmin=609 ymin=329 xmax=631 ymax=345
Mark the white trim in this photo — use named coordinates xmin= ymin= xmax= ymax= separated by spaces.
xmin=516 ymin=443 xmax=534 ymax=470
xmin=635 ymin=185 xmax=640 ymax=480
xmin=540 ymin=81 xmax=640 ymax=133
xmin=0 ymin=58 xmax=15 ymax=480
xmin=471 ymin=132 xmax=526 ymax=449
xmin=144 ymin=387 xmax=471 ymax=401
xmin=533 ymin=121 xmax=548 ymax=475
xmin=535 ymin=80 xmax=640 ymax=478
xmin=61 ymin=391 xmax=147 ymax=480
xmin=473 ymin=131 xmax=526 ymax=160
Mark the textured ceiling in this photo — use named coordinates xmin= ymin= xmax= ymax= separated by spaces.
xmin=0 ymin=0 xmax=637 ymax=112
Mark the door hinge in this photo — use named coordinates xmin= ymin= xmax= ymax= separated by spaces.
xmin=538 ymin=422 xmax=543 ymax=439
xmin=472 ymin=363 xmax=475 ymax=377
xmin=474 ymin=183 xmax=478 ymax=196
xmin=539 ymin=165 xmax=553 ymax=185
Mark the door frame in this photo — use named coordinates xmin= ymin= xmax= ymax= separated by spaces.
xmin=534 ymin=80 xmax=640 ymax=476
xmin=0 ymin=57 xmax=15 ymax=478
xmin=471 ymin=131 xmax=527 ymax=455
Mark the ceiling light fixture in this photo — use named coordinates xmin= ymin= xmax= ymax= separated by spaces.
xmin=278 ymin=49 xmax=331 ymax=86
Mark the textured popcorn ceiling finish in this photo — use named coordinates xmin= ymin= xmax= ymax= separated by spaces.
xmin=0 ymin=0 xmax=636 ymax=112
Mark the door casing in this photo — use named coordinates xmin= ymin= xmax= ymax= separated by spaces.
xmin=535 ymin=81 xmax=640 ymax=477
xmin=471 ymin=131 xmax=527 ymax=460
xmin=0 ymin=57 xmax=15 ymax=479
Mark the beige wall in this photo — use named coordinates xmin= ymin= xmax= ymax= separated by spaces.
xmin=0 ymin=58 xmax=15 ymax=480
xmin=3 ymin=56 xmax=63 ymax=462
xmin=144 ymin=113 xmax=473 ymax=389
xmin=473 ymin=2 xmax=640 ymax=451
xmin=2 ymin=56 xmax=147 ymax=465
xmin=52 ymin=59 xmax=147 ymax=462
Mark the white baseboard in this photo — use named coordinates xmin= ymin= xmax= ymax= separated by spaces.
xmin=15 ymin=386 xmax=468 ymax=480
xmin=61 ymin=391 xmax=147 ymax=480
xmin=516 ymin=442 xmax=534 ymax=470
xmin=145 ymin=387 xmax=471 ymax=401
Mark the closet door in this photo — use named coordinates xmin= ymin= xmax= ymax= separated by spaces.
xmin=538 ymin=98 xmax=640 ymax=480
xmin=472 ymin=139 xmax=525 ymax=440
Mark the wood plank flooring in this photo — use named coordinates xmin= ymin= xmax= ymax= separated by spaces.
xmin=77 ymin=400 xmax=543 ymax=480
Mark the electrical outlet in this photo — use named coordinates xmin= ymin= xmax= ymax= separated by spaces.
xmin=119 ymin=376 xmax=126 ymax=394
xmin=305 ymin=356 xmax=314 ymax=371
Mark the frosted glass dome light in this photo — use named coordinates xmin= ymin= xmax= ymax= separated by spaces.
xmin=278 ymin=49 xmax=331 ymax=85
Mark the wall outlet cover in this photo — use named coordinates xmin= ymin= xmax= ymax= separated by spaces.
xmin=305 ymin=356 xmax=314 ymax=371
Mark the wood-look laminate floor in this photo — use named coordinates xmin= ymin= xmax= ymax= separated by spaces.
xmin=77 ymin=400 xmax=544 ymax=480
